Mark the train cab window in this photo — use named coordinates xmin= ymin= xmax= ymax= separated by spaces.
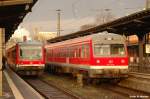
xmin=110 ymin=44 xmax=125 ymax=56
xmin=20 ymin=49 xmax=22 ymax=57
xmin=94 ymin=44 xmax=125 ymax=56
xmin=94 ymin=44 xmax=110 ymax=56
xmin=19 ymin=46 xmax=42 ymax=60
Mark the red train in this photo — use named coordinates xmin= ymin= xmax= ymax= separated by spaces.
xmin=6 ymin=41 xmax=45 ymax=75
xmin=45 ymin=33 xmax=128 ymax=79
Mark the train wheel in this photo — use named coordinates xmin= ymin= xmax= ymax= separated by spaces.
xmin=110 ymin=78 xmax=121 ymax=84
xmin=77 ymin=73 xmax=83 ymax=87
xmin=91 ymin=78 xmax=100 ymax=85
xmin=72 ymin=73 xmax=77 ymax=78
xmin=86 ymin=78 xmax=92 ymax=85
xmin=38 ymin=71 xmax=43 ymax=76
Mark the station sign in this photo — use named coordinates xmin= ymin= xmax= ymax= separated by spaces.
xmin=145 ymin=44 xmax=150 ymax=53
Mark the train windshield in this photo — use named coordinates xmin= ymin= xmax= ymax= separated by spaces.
xmin=19 ymin=46 xmax=42 ymax=60
xmin=94 ymin=44 xmax=125 ymax=57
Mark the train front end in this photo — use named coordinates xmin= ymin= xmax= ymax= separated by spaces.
xmin=17 ymin=42 xmax=45 ymax=75
xmin=89 ymin=33 xmax=128 ymax=78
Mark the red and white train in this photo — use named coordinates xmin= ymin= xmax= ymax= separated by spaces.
xmin=6 ymin=41 xmax=45 ymax=75
xmin=45 ymin=33 xmax=128 ymax=79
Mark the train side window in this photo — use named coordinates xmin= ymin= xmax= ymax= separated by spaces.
xmin=20 ymin=49 xmax=22 ymax=57
xmin=49 ymin=49 xmax=53 ymax=57
xmin=81 ymin=45 xmax=85 ymax=58
xmin=74 ymin=46 xmax=77 ymax=58
xmin=63 ymin=48 xmax=65 ymax=57
xmin=51 ymin=49 xmax=53 ymax=57
xmin=76 ymin=47 xmax=80 ymax=58
xmin=81 ymin=44 xmax=89 ymax=58
xmin=64 ymin=47 xmax=67 ymax=57
xmin=60 ymin=48 xmax=62 ymax=57
xmin=66 ymin=48 xmax=69 ymax=57
xmin=53 ymin=49 xmax=56 ymax=57
xmin=58 ymin=48 xmax=60 ymax=57
xmin=71 ymin=47 xmax=74 ymax=58
xmin=85 ymin=44 xmax=90 ymax=58
xmin=79 ymin=48 xmax=81 ymax=58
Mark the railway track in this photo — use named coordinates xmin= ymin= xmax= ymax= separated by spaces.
xmin=99 ymin=72 xmax=150 ymax=98
xmin=100 ymin=83 xmax=150 ymax=99
xmin=129 ymin=72 xmax=150 ymax=80
xmin=24 ymin=78 xmax=82 ymax=99
xmin=23 ymin=72 xmax=150 ymax=99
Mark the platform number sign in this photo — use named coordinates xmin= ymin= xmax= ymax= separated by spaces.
xmin=145 ymin=44 xmax=150 ymax=53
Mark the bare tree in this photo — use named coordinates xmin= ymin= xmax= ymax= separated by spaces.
xmin=80 ymin=9 xmax=115 ymax=31
xmin=95 ymin=10 xmax=115 ymax=25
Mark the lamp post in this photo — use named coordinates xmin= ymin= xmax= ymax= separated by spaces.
xmin=146 ymin=0 xmax=150 ymax=9
xmin=56 ymin=9 xmax=61 ymax=37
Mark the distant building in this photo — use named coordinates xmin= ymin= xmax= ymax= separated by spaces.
xmin=146 ymin=0 xmax=150 ymax=9
xmin=127 ymin=35 xmax=138 ymax=44
xmin=127 ymin=33 xmax=150 ymax=44
xmin=33 ymin=32 xmax=57 ymax=42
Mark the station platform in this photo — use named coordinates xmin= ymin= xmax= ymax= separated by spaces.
xmin=1 ymin=68 xmax=44 ymax=99
xmin=119 ymin=72 xmax=150 ymax=94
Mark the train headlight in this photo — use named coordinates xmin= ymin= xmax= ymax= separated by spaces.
xmin=96 ymin=60 xmax=100 ymax=63
xmin=121 ymin=59 xmax=125 ymax=63
xmin=109 ymin=60 xmax=113 ymax=64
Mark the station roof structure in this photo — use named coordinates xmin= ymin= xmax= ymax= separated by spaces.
xmin=48 ymin=8 xmax=150 ymax=43
xmin=0 ymin=0 xmax=38 ymax=42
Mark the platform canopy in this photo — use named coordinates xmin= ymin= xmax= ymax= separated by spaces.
xmin=48 ymin=8 xmax=150 ymax=43
xmin=0 ymin=0 xmax=38 ymax=42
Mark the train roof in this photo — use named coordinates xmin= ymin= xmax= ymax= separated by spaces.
xmin=18 ymin=41 xmax=43 ymax=46
xmin=91 ymin=33 xmax=125 ymax=44
xmin=45 ymin=32 xmax=125 ymax=48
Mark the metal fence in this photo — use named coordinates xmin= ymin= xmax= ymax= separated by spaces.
xmin=129 ymin=57 xmax=150 ymax=73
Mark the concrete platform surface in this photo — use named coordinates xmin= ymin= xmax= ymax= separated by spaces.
xmin=1 ymin=68 xmax=44 ymax=99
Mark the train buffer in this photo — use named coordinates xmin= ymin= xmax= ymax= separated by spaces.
xmin=2 ymin=68 xmax=44 ymax=99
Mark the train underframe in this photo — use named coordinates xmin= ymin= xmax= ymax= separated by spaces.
xmin=10 ymin=65 xmax=45 ymax=76
xmin=45 ymin=63 xmax=128 ymax=84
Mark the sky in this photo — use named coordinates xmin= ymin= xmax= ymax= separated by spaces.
xmin=20 ymin=0 xmax=146 ymax=36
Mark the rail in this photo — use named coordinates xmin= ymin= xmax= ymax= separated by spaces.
xmin=25 ymin=78 xmax=83 ymax=99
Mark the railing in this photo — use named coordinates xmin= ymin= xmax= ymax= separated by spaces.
xmin=129 ymin=57 xmax=150 ymax=74
xmin=129 ymin=64 xmax=150 ymax=73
